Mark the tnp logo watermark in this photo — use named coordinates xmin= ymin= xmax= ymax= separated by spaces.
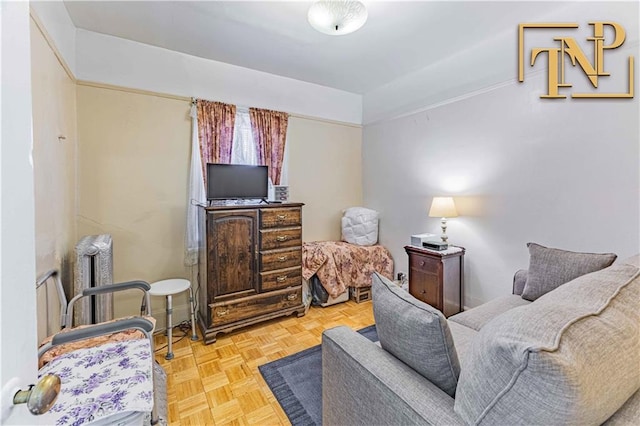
xmin=518 ymin=22 xmax=634 ymax=99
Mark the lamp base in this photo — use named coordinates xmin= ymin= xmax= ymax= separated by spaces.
xmin=440 ymin=217 xmax=449 ymax=243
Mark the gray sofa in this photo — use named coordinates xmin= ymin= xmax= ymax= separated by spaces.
xmin=322 ymin=254 xmax=640 ymax=425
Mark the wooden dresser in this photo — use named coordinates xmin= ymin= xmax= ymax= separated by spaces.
xmin=404 ymin=245 xmax=465 ymax=317
xmin=197 ymin=203 xmax=305 ymax=344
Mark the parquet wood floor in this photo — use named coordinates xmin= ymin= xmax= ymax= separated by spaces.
xmin=153 ymin=300 xmax=374 ymax=425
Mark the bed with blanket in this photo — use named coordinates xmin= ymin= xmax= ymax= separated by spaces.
xmin=302 ymin=241 xmax=394 ymax=305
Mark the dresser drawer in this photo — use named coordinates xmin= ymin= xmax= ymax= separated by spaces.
xmin=260 ymin=248 xmax=302 ymax=272
xmin=260 ymin=227 xmax=302 ymax=250
xmin=260 ymin=267 xmax=302 ymax=292
xmin=261 ymin=208 xmax=301 ymax=228
xmin=210 ymin=286 xmax=302 ymax=326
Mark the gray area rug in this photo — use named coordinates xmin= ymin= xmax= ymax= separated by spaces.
xmin=259 ymin=325 xmax=378 ymax=426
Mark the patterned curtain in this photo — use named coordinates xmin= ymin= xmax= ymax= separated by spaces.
xmin=196 ymin=99 xmax=236 ymax=183
xmin=249 ymin=107 xmax=289 ymax=185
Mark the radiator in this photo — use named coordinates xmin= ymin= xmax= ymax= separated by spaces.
xmin=74 ymin=234 xmax=114 ymax=325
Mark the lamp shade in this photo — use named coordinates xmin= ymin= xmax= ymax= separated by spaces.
xmin=308 ymin=1 xmax=368 ymax=36
xmin=429 ymin=197 xmax=458 ymax=218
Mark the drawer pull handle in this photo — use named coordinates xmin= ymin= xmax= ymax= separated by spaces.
xmin=276 ymin=214 xmax=287 ymax=220
xmin=278 ymin=256 xmax=288 ymax=262
xmin=287 ymin=293 xmax=297 ymax=301
xmin=217 ymin=309 xmax=229 ymax=317
xmin=276 ymin=236 xmax=288 ymax=242
xmin=420 ymin=261 xmax=425 ymax=266
xmin=276 ymin=276 xmax=287 ymax=283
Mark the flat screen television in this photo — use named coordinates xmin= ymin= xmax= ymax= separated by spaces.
xmin=207 ymin=163 xmax=268 ymax=200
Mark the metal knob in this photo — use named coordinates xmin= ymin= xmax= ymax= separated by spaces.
xmin=276 ymin=276 xmax=287 ymax=283
xmin=278 ymin=256 xmax=288 ymax=262
xmin=276 ymin=236 xmax=288 ymax=242
xmin=13 ymin=374 xmax=61 ymax=415
xmin=276 ymin=214 xmax=287 ymax=220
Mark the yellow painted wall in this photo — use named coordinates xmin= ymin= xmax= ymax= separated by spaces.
xmin=76 ymin=86 xmax=192 ymax=322
xmin=30 ymin=18 xmax=77 ymax=341
xmin=287 ymin=117 xmax=363 ymax=241
xmin=75 ymin=87 xmax=363 ymax=327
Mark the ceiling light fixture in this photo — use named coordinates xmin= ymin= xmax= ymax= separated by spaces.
xmin=307 ymin=1 xmax=368 ymax=36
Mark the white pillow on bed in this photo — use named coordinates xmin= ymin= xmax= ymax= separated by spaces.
xmin=341 ymin=207 xmax=379 ymax=246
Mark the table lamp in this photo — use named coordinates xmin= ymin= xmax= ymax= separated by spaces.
xmin=428 ymin=197 xmax=458 ymax=242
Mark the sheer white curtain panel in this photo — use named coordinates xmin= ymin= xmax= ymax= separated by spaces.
xmin=185 ymin=104 xmax=206 ymax=266
xmin=231 ymin=108 xmax=258 ymax=165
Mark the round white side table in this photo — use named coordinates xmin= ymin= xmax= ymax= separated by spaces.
xmin=149 ymin=278 xmax=198 ymax=360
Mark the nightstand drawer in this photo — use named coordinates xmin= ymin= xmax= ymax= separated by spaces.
xmin=260 ymin=227 xmax=302 ymax=250
xmin=409 ymin=273 xmax=441 ymax=308
xmin=409 ymin=254 xmax=440 ymax=273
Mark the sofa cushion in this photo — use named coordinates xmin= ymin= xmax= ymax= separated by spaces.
xmin=372 ymin=272 xmax=460 ymax=397
xmin=603 ymin=388 xmax=640 ymax=425
xmin=448 ymin=295 xmax=530 ymax=331
xmin=454 ymin=264 xmax=640 ymax=426
xmin=447 ymin=321 xmax=478 ymax=371
xmin=521 ymin=242 xmax=617 ymax=301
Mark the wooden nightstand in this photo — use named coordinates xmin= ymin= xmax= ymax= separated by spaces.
xmin=404 ymin=245 xmax=465 ymax=317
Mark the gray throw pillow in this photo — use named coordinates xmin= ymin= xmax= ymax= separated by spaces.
xmin=521 ymin=242 xmax=616 ymax=301
xmin=372 ymin=272 xmax=460 ymax=397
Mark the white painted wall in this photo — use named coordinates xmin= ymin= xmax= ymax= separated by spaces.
xmin=29 ymin=1 xmax=77 ymax=75
xmin=363 ymin=1 xmax=639 ymax=124
xmin=363 ymin=38 xmax=639 ymax=307
xmin=75 ymin=29 xmax=362 ymax=124
xmin=0 ymin=1 xmax=39 ymax=422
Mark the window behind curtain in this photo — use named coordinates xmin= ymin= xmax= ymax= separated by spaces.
xmin=231 ymin=108 xmax=258 ymax=165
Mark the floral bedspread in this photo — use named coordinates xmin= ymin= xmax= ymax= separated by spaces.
xmin=38 ymin=316 xmax=156 ymax=368
xmin=38 ymin=339 xmax=154 ymax=425
xmin=302 ymin=241 xmax=394 ymax=298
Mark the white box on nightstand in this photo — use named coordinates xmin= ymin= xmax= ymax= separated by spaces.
xmin=410 ymin=233 xmax=437 ymax=247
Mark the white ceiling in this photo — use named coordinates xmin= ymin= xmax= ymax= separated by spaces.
xmin=64 ymin=1 xmax=560 ymax=94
